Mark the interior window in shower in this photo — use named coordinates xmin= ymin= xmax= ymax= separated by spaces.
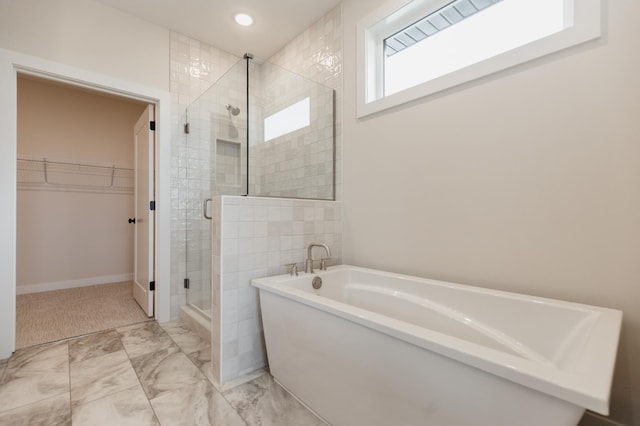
xmin=263 ymin=97 xmax=310 ymax=142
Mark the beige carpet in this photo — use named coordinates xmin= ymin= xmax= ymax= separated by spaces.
xmin=16 ymin=281 xmax=151 ymax=349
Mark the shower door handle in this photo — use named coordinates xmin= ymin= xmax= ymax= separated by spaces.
xmin=203 ymin=199 xmax=212 ymax=220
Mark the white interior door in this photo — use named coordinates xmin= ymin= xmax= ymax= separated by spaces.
xmin=133 ymin=105 xmax=155 ymax=317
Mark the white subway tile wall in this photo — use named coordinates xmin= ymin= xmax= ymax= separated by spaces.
xmin=217 ymin=196 xmax=342 ymax=383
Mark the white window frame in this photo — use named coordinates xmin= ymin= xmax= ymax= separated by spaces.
xmin=356 ymin=0 xmax=601 ymax=117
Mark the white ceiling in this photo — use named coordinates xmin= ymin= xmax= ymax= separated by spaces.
xmin=95 ymin=0 xmax=343 ymax=60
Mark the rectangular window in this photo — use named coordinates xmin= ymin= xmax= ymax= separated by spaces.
xmin=384 ymin=0 xmax=503 ymax=58
xmin=384 ymin=0 xmax=568 ymax=96
xmin=264 ymin=97 xmax=311 ymax=142
xmin=357 ymin=0 xmax=601 ymax=117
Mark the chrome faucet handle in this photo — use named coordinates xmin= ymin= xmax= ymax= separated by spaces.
xmin=284 ymin=263 xmax=299 ymax=276
xmin=319 ymin=258 xmax=331 ymax=271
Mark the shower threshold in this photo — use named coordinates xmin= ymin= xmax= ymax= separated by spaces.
xmin=179 ymin=304 xmax=211 ymax=343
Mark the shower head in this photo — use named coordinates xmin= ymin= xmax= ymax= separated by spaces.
xmin=226 ymin=104 xmax=240 ymax=116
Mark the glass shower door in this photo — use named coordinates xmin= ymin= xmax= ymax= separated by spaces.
xmin=185 ymin=59 xmax=248 ymax=317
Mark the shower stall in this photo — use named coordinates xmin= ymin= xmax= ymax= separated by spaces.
xmin=180 ymin=54 xmax=335 ymax=341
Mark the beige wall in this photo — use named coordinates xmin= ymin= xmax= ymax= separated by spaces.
xmin=342 ymin=1 xmax=640 ymax=425
xmin=0 ymin=0 xmax=169 ymax=90
xmin=17 ymin=76 xmax=147 ymax=288
xmin=18 ymin=77 xmax=146 ymax=166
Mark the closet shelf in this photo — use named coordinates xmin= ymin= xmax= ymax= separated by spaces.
xmin=17 ymin=157 xmax=135 ymax=194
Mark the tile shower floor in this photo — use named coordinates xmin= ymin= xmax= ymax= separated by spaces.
xmin=0 ymin=321 xmax=325 ymax=426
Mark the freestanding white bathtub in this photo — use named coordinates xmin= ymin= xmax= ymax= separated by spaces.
xmin=252 ymin=265 xmax=622 ymax=426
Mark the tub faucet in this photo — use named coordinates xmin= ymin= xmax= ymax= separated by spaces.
xmin=305 ymin=243 xmax=331 ymax=274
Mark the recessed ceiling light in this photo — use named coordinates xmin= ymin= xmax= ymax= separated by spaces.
xmin=234 ymin=13 xmax=254 ymax=27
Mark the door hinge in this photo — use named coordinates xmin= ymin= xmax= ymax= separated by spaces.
xmin=184 ymin=278 xmax=190 ymax=289
xmin=150 ymin=121 xmax=156 ymax=131
xmin=184 ymin=123 xmax=190 ymax=134
xmin=149 ymin=281 xmax=155 ymax=291
xmin=150 ymin=201 xmax=156 ymax=211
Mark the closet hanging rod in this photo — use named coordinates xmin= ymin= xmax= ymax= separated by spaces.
xmin=17 ymin=157 xmax=133 ymax=172
xmin=17 ymin=157 xmax=135 ymax=194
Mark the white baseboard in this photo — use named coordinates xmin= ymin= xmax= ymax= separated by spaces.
xmin=16 ymin=273 xmax=134 ymax=295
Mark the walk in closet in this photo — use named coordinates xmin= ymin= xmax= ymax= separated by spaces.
xmin=15 ymin=75 xmax=151 ymax=348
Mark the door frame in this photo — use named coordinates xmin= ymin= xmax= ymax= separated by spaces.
xmin=0 ymin=48 xmax=171 ymax=359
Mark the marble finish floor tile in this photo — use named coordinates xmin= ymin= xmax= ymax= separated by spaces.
xmin=130 ymin=346 xmax=207 ymax=400
xmin=117 ymin=321 xmax=176 ymax=358
xmin=0 ymin=342 xmax=69 ymax=412
xmin=158 ymin=321 xmax=213 ymax=383
xmin=3 ymin=341 xmax=68 ymax=380
xmin=70 ymin=350 xmax=140 ymax=407
xmin=0 ymin=356 xmax=8 ymax=382
xmin=161 ymin=321 xmax=210 ymax=354
xmin=187 ymin=345 xmax=211 ymax=369
xmin=72 ymin=385 xmax=158 ymax=426
xmin=223 ymin=373 xmax=325 ymax=426
xmin=0 ymin=392 xmax=71 ymax=426
xmin=0 ymin=321 xmax=327 ymax=426
xmin=69 ymin=330 xmax=123 ymax=363
xmin=201 ymin=361 xmax=217 ymax=389
xmin=150 ymin=380 xmax=245 ymax=426
xmin=161 ymin=320 xmax=214 ymax=385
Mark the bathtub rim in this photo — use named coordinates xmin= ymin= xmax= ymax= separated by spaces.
xmin=252 ymin=264 xmax=622 ymax=415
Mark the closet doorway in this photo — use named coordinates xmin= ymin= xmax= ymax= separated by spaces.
xmin=15 ymin=75 xmax=155 ymax=349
